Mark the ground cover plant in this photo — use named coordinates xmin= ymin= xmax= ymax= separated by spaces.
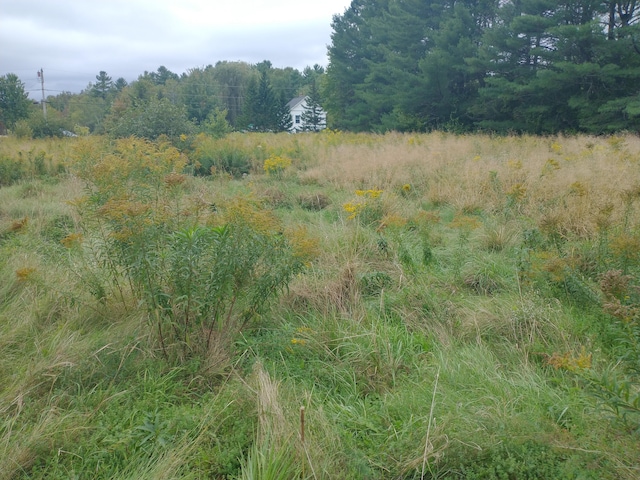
xmin=0 ymin=131 xmax=639 ymax=479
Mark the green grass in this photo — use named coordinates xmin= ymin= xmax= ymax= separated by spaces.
xmin=0 ymin=132 xmax=639 ymax=479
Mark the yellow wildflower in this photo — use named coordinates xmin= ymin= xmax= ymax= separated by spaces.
xmin=16 ymin=267 xmax=36 ymax=281
xmin=263 ymin=155 xmax=292 ymax=175
xmin=343 ymin=201 xmax=365 ymax=220
xmin=61 ymin=233 xmax=84 ymax=248
xmin=355 ymin=188 xmax=383 ymax=199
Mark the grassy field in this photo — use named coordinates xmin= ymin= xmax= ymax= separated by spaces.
xmin=1 ymin=131 xmax=639 ymax=479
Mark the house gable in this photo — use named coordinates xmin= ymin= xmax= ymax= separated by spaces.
xmin=287 ymin=96 xmax=326 ymax=132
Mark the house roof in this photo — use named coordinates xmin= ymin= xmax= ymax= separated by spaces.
xmin=286 ymin=96 xmax=306 ymax=109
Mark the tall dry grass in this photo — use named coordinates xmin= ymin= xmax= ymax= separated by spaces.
xmin=299 ymin=132 xmax=640 ymax=239
xmin=0 ymin=136 xmax=75 ymax=174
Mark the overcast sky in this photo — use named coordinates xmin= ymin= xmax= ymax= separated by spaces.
xmin=0 ymin=0 xmax=352 ymax=99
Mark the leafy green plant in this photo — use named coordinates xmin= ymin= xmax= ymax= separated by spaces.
xmin=133 ymin=411 xmax=173 ymax=452
xmin=454 ymin=441 xmax=601 ymax=479
xmin=149 ymin=219 xmax=304 ymax=358
xmin=24 ymin=112 xmax=69 ymax=138
xmin=342 ymin=188 xmax=385 ymax=227
xmin=0 ymin=154 xmax=24 ymax=186
xmin=202 ymin=107 xmax=233 ymax=138
xmin=12 ymin=119 xmax=33 ymax=139
xmin=359 ymin=271 xmax=393 ymax=296
xmin=68 ymin=137 xmax=306 ymax=360
xmin=191 ymin=134 xmax=257 ymax=177
xmin=586 ymin=369 xmax=640 ymax=433
xmin=106 ymin=97 xmax=196 ymax=141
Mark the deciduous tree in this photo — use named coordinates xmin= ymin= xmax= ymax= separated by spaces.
xmin=105 ymin=97 xmax=195 ymax=140
xmin=0 ymin=73 xmax=32 ymax=129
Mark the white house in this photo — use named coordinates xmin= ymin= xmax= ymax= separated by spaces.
xmin=286 ymin=96 xmax=327 ymax=133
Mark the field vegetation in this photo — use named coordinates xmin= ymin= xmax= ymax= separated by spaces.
xmin=1 ymin=131 xmax=640 ymax=479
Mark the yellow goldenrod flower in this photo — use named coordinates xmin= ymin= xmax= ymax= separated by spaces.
xmin=16 ymin=267 xmax=36 ymax=281
xmin=263 ymin=155 xmax=292 ymax=175
xmin=61 ymin=233 xmax=84 ymax=248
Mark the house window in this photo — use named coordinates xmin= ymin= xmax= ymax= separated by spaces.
xmin=295 ymin=115 xmax=301 ymax=124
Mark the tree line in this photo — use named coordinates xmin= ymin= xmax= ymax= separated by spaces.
xmin=1 ymin=0 xmax=639 ymax=137
xmin=325 ymin=0 xmax=640 ymax=134
xmin=0 ymin=61 xmax=325 ymax=139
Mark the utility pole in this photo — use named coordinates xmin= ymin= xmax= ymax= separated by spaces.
xmin=37 ymin=68 xmax=47 ymax=120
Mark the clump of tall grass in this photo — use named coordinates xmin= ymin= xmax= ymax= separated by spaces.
xmin=237 ymin=363 xmax=306 ymax=480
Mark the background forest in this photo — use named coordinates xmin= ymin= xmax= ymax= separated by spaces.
xmin=2 ymin=0 xmax=640 ymax=137
xmin=325 ymin=0 xmax=640 ymax=133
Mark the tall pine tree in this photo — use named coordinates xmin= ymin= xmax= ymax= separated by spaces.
xmin=325 ymin=0 xmax=640 ymax=133
xmin=240 ymin=69 xmax=292 ymax=132
xmin=325 ymin=0 xmax=391 ymax=131
xmin=301 ymin=80 xmax=326 ymax=131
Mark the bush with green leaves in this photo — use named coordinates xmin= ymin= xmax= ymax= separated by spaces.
xmin=105 ymin=97 xmax=196 ymax=141
xmin=190 ymin=134 xmax=257 ymax=177
xmin=68 ymin=136 xmax=307 ymax=360
xmin=202 ymin=107 xmax=233 ymax=138
xmin=24 ymin=111 xmax=70 ymax=138
xmin=453 ymin=441 xmax=605 ymax=479
xmin=141 ymin=217 xmax=305 ymax=359
xmin=12 ymin=119 xmax=34 ymax=138
xmin=0 ymin=154 xmax=25 ymax=186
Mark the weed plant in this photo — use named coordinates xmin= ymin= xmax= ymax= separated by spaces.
xmin=65 ymin=137 xmax=309 ymax=361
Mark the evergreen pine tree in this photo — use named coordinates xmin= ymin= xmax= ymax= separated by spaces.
xmin=92 ymin=71 xmax=114 ymax=99
xmin=277 ymin=91 xmax=293 ymax=132
xmin=240 ymin=70 xmax=287 ymax=132
xmin=301 ymin=80 xmax=326 ymax=131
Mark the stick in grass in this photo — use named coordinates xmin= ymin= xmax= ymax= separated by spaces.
xmin=421 ymin=367 xmax=440 ymax=480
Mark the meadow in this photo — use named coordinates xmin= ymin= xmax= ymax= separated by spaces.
xmin=1 ymin=131 xmax=639 ymax=479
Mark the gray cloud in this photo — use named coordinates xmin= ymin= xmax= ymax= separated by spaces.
xmin=0 ymin=0 xmax=348 ymax=98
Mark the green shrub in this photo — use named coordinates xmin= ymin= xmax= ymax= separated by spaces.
xmin=69 ymin=137 xmax=306 ymax=360
xmin=0 ymin=154 xmax=25 ymax=186
xmin=26 ymin=113 xmax=68 ymax=138
xmin=359 ymin=271 xmax=393 ymax=296
xmin=191 ymin=134 xmax=256 ymax=177
xmin=586 ymin=368 xmax=640 ymax=433
xmin=202 ymin=107 xmax=232 ymax=138
xmin=13 ymin=119 xmax=33 ymax=138
xmin=454 ymin=441 xmax=603 ymax=479
xmin=106 ymin=97 xmax=197 ymax=141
